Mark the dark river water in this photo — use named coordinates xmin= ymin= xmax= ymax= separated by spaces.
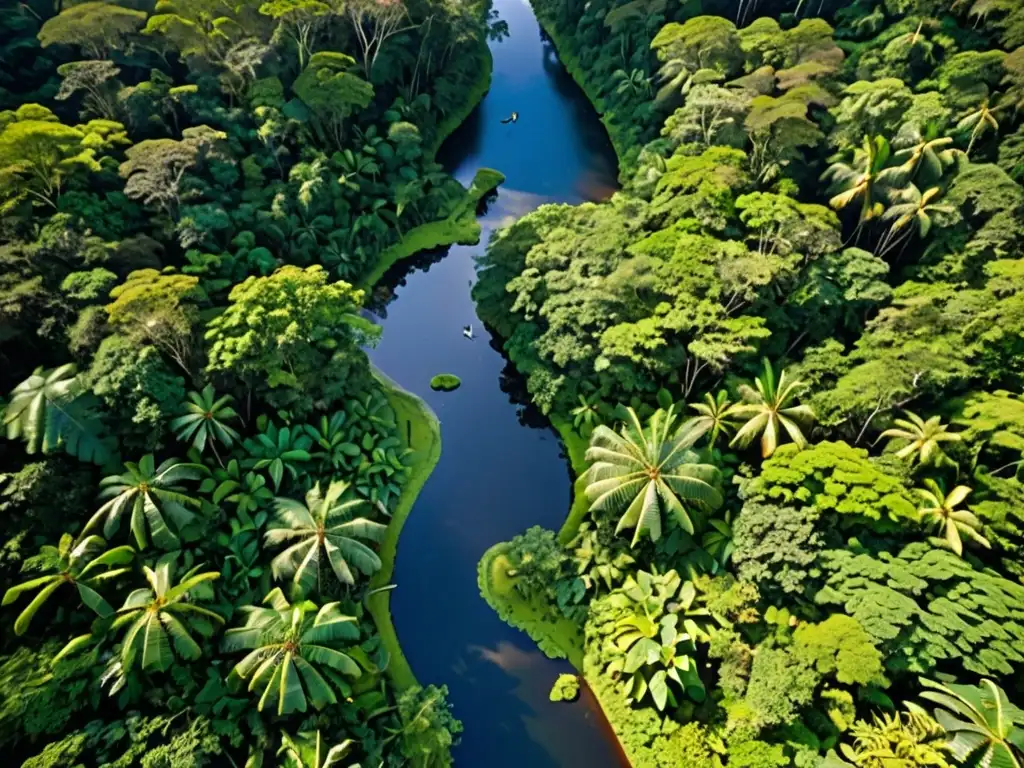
xmin=366 ymin=0 xmax=621 ymax=764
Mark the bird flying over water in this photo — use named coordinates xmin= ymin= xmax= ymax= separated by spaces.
xmin=501 ymin=112 xmax=518 ymax=124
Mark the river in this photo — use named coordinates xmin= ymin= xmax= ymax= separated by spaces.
xmin=366 ymin=0 xmax=622 ymax=764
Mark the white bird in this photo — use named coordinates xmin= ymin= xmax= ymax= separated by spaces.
xmin=462 ymin=325 xmax=474 ymax=339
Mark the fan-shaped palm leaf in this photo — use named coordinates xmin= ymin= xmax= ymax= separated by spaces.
xmin=916 ymin=678 xmax=1024 ymax=768
xmin=3 ymin=364 xmax=115 ymax=465
xmin=730 ymin=359 xmax=815 ymax=458
xmin=278 ymin=730 xmax=358 ymax=768
xmin=584 ymin=406 xmax=723 ymax=546
xmin=114 ymin=554 xmax=221 ymax=672
xmin=265 ymin=480 xmax=386 ymax=593
xmin=957 ymin=99 xmax=1002 ymax=156
xmin=85 ymin=454 xmax=205 ymax=549
xmin=822 ymin=135 xmax=907 ymax=222
xmin=915 ymin=479 xmax=990 ymax=557
xmin=169 ymin=385 xmax=241 ymax=460
xmin=680 ymin=391 xmax=742 ymax=447
xmin=892 ymin=124 xmax=962 ymax=186
xmin=222 ymin=588 xmax=361 ymax=715
xmin=2 ymin=533 xmax=134 ymax=635
xmin=56 ymin=553 xmax=223 ymax=675
xmin=878 ymin=410 xmax=961 ymax=467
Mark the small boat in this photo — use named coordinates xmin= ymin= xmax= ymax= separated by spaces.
xmin=462 ymin=325 xmax=475 ymax=339
xmin=501 ymin=112 xmax=519 ymax=124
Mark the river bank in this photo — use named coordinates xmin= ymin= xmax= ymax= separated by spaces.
xmin=530 ymin=9 xmax=631 ymax=173
xmin=366 ymin=369 xmax=443 ymax=691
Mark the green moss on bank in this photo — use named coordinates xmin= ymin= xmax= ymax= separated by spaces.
xmin=551 ymin=415 xmax=591 ymax=545
xmin=477 ymin=541 xmax=585 ymax=667
xmin=549 ymin=673 xmax=580 ymax=702
xmin=367 ymin=370 xmax=443 ymax=691
xmin=359 ymin=167 xmax=505 ymax=289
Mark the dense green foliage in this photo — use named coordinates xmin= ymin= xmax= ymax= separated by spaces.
xmin=474 ymin=0 xmax=1024 ymax=765
xmin=0 ymin=0 xmax=485 ymax=760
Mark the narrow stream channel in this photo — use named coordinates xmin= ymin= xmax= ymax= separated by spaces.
xmin=367 ymin=0 xmax=622 ymax=763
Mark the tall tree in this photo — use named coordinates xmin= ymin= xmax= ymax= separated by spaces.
xmin=204 ymin=265 xmax=379 ymax=416
xmin=37 ymin=2 xmax=146 ymax=58
xmin=106 ymin=270 xmax=206 ymax=378
xmin=118 ymin=126 xmax=227 ymax=220
xmin=55 ymin=60 xmax=124 ymax=121
xmin=292 ymin=52 xmax=374 ymax=148
xmin=0 ymin=108 xmax=103 ymax=212
xmin=259 ymin=0 xmax=332 ymax=68
xmin=345 ymin=0 xmax=416 ymax=79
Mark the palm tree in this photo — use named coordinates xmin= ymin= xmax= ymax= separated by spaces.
xmin=877 ymin=410 xmax=961 ymax=467
xmin=101 ymin=553 xmax=221 ymax=674
xmin=613 ymin=68 xmax=652 ymax=98
xmin=3 ymin=363 xmax=114 ymax=464
xmin=278 ymin=730 xmax=357 ymax=768
xmin=265 ymin=480 xmax=386 ymax=594
xmin=2 ymin=534 xmax=134 ymax=635
xmin=571 ymin=394 xmax=609 ymax=436
xmin=892 ymin=123 xmax=961 ymax=187
xmin=680 ymin=391 xmax=742 ymax=447
xmin=730 ymin=359 xmax=815 ymax=458
xmin=876 ymin=185 xmax=955 ymax=257
xmin=957 ymin=98 xmax=1002 ymax=156
xmin=222 ymin=588 xmax=362 ymax=715
xmin=583 ymin=406 xmax=723 ymax=545
xmin=822 ymin=135 xmax=906 ymax=223
xmin=915 ymin=480 xmax=990 ymax=557
xmin=85 ymin=455 xmax=205 ymax=549
xmin=916 ymin=678 xmax=1024 ymax=768
xmin=170 ymin=385 xmax=241 ymax=462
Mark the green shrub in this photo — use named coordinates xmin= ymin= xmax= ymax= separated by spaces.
xmin=549 ymin=673 xmax=580 ymax=702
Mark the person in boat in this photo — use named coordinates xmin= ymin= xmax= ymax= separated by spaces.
xmin=501 ymin=111 xmax=518 ymax=124
xmin=462 ymin=325 xmax=474 ymax=339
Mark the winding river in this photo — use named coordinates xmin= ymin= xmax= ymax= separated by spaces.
xmin=366 ymin=0 xmax=622 ymax=764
